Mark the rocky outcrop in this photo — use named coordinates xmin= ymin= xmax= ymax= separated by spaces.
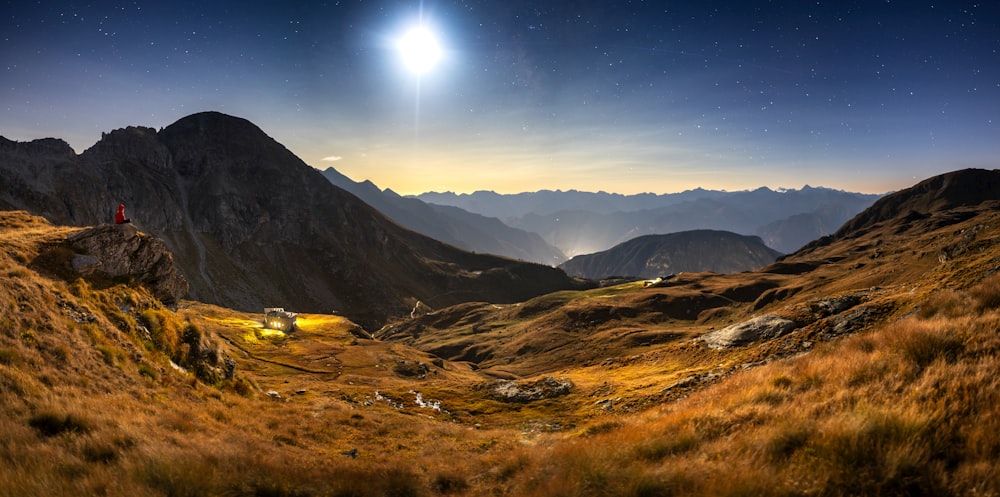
xmin=180 ymin=322 xmax=236 ymax=384
xmin=701 ymin=315 xmax=797 ymax=349
xmin=490 ymin=376 xmax=573 ymax=402
xmin=67 ymin=224 xmax=188 ymax=307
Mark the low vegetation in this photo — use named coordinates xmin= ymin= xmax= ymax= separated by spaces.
xmin=2 ymin=205 xmax=1000 ymax=496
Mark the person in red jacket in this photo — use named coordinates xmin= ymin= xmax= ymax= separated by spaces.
xmin=114 ymin=203 xmax=131 ymax=224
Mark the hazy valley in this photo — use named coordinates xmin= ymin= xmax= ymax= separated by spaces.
xmin=416 ymin=186 xmax=881 ymax=256
xmin=2 ymin=114 xmax=999 ymax=496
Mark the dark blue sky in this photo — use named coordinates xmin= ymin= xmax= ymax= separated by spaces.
xmin=3 ymin=1 xmax=998 ymax=194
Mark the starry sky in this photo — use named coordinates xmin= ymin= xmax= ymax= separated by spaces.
xmin=3 ymin=1 xmax=999 ymax=195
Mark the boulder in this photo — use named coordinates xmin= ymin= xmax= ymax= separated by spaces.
xmin=701 ymin=315 xmax=797 ymax=349
xmin=67 ymin=224 xmax=189 ymax=307
xmin=491 ymin=376 xmax=573 ymax=402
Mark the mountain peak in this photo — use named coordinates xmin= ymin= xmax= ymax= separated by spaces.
xmin=835 ymin=168 xmax=1000 ymax=238
xmin=167 ymin=111 xmax=258 ymax=130
xmin=159 ymin=111 xmax=275 ymax=150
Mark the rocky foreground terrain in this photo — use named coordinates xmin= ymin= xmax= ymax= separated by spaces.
xmin=2 ymin=169 xmax=998 ymax=495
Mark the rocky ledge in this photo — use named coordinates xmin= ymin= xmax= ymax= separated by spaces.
xmin=67 ymin=224 xmax=189 ymax=307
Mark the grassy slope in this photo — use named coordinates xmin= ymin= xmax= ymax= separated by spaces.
xmin=1 ymin=206 xmax=1000 ymax=496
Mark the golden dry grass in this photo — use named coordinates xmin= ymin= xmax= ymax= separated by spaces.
xmin=3 ymin=208 xmax=1000 ymax=496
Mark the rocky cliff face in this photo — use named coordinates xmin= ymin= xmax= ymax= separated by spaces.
xmin=67 ymin=224 xmax=189 ymax=307
xmin=0 ymin=112 xmax=590 ymax=328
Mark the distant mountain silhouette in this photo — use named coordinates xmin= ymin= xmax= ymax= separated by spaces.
xmin=320 ymin=168 xmax=566 ymax=265
xmin=416 ymin=187 xmax=881 ymax=255
xmin=558 ymin=230 xmax=783 ymax=280
xmin=0 ymin=112 xmax=590 ymax=328
xmin=416 ymin=188 xmax=728 ymax=219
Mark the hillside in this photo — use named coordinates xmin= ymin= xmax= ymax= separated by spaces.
xmin=558 ymin=229 xmax=783 ymax=280
xmin=3 ymin=168 xmax=1000 ymax=497
xmin=383 ymin=169 xmax=1000 ymax=380
xmin=0 ymin=113 xmax=589 ymax=329
xmin=320 ymin=167 xmax=566 ymax=265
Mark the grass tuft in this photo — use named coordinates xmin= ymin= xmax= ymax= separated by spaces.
xmin=887 ymin=320 xmax=965 ymax=369
xmin=431 ymin=472 xmax=470 ymax=494
xmin=969 ymin=273 xmax=1000 ymax=312
xmin=28 ymin=410 xmax=94 ymax=437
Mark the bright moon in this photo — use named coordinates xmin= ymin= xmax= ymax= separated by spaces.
xmin=398 ymin=27 xmax=442 ymax=75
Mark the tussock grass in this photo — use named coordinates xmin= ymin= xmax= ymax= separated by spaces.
xmin=27 ymin=409 xmax=94 ymax=437
xmin=4 ymin=210 xmax=1000 ymax=496
xmin=494 ymin=271 xmax=1000 ymax=496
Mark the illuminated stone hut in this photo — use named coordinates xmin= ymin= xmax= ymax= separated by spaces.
xmin=264 ymin=307 xmax=297 ymax=332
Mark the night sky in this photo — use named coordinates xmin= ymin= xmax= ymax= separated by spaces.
xmin=3 ymin=1 xmax=999 ymax=194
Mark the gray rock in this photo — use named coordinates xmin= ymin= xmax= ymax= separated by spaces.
xmin=68 ymin=224 xmax=188 ymax=307
xmin=70 ymin=254 xmax=100 ymax=274
xmin=491 ymin=376 xmax=573 ymax=402
xmin=831 ymin=307 xmax=873 ymax=336
xmin=701 ymin=315 xmax=797 ymax=349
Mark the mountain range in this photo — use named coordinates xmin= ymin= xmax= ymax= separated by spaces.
xmin=416 ymin=185 xmax=882 ymax=255
xmin=320 ymin=167 xmax=566 ymax=265
xmin=0 ymin=112 xmax=589 ymax=329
